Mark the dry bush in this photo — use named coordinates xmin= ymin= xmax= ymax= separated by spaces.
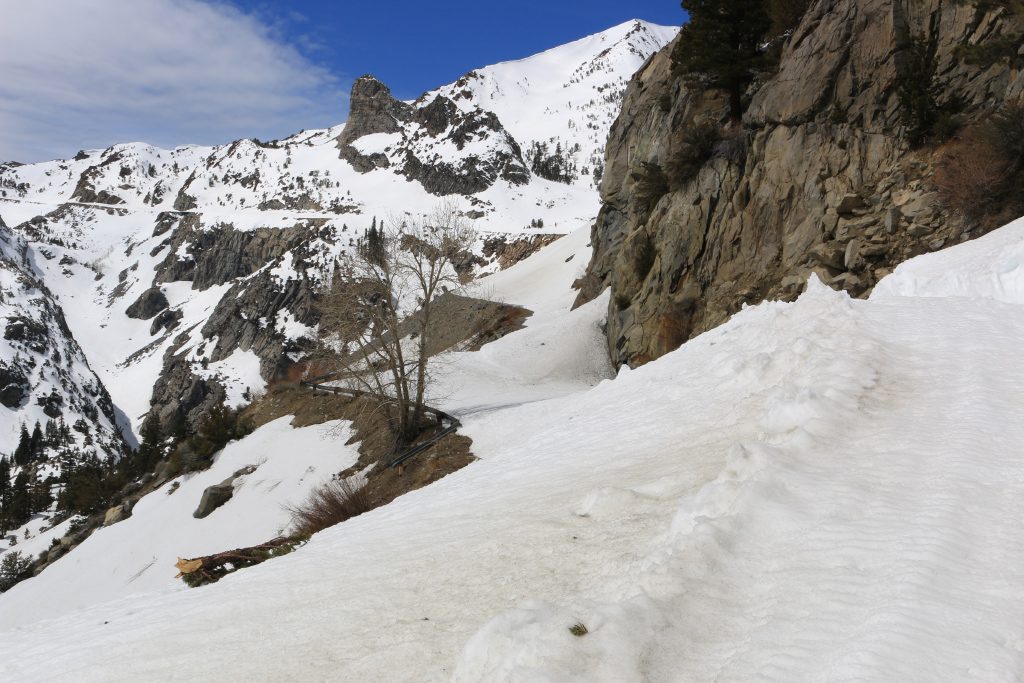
xmin=934 ymin=132 xmax=1009 ymax=221
xmin=631 ymin=162 xmax=669 ymax=216
xmin=935 ymin=101 xmax=1024 ymax=223
xmin=286 ymin=477 xmax=371 ymax=536
xmin=666 ymin=119 xmax=722 ymax=189
xmin=267 ymin=359 xmax=332 ymax=392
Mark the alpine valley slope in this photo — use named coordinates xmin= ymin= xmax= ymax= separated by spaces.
xmin=0 ymin=19 xmax=677 ymax=460
xmin=3 ymin=211 xmax=1024 ymax=680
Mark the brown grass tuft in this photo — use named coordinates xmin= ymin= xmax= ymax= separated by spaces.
xmin=286 ymin=477 xmax=371 ymax=536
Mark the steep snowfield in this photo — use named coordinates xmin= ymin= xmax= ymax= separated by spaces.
xmin=0 ymin=219 xmax=123 ymax=456
xmin=430 ymin=20 xmax=678 ymax=182
xmin=872 ymin=215 xmax=1024 ymax=304
xmin=3 ymin=217 xmax=1024 ymax=681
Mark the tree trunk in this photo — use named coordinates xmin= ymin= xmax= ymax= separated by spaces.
xmin=729 ymin=84 xmax=743 ymax=121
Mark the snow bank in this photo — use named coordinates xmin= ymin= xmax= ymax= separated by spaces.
xmin=453 ymin=277 xmax=884 ymax=680
xmin=873 ymin=216 xmax=1024 ymax=303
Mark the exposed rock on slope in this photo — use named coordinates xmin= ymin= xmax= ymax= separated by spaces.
xmin=0 ymin=215 xmax=124 ymax=456
xmin=579 ymin=0 xmax=1024 ymax=367
xmin=336 ymin=75 xmax=530 ymax=195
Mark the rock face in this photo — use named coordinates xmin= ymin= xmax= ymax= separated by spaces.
xmin=147 ymin=221 xmax=326 ymax=432
xmin=125 ymin=286 xmax=168 ymax=319
xmin=579 ymin=0 xmax=1024 ymax=367
xmin=482 ymin=234 xmax=563 ymax=271
xmin=153 ymin=215 xmax=313 ymax=291
xmin=336 ymin=76 xmax=412 ymax=147
xmin=336 ymin=75 xmax=530 ymax=196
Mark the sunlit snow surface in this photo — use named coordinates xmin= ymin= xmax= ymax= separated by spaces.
xmin=2 ymin=214 xmax=1024 ymax=680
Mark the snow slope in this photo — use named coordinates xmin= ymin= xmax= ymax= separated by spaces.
xmin=0 ymin=417 xmax=359 ymax=628
xmin=3 ymin=216 xmax=1024 ymax=680
xmin=430 ymin=20 xmax=678 ymax=184
xmin=0 ymin=218 xmax=123 ymax=457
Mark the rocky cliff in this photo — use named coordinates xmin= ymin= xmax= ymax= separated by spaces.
xmin=578 ymin=0 xmax=1023 ymax=367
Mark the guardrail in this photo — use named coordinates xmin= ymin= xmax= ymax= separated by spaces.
xmin=300 ymin=372 xmax=462 ymax=469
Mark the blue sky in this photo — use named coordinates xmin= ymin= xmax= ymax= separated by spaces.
xmin=230 ymin=1 xmax=684 ymax=99
xmin=0 ymin=1 xmax=683 ymax=163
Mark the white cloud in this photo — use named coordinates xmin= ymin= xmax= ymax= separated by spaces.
xmin=0 ymin=0 xmax=347 ymax=162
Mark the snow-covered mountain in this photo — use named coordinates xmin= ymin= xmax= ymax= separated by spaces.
xmin=4 ymin=10 xmax=1024 ymax=680
xmin=0 ymin=19 xmax=676 ymax=459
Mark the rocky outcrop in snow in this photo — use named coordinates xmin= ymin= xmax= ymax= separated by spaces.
xmin=336 ymin=75 xmax=530 ymax=195
xmin=578 ymin=0 xmax=1024 ymax=367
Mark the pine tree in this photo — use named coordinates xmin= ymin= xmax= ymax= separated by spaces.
xmin=365 ymin=224 xmax=386 ymax=267
xmin=29 ymin=422 xmax=43 ymax=459
xmin=13 ymin=424 xmax=30 ymax=466
xmin=0 ymin=457 xmax=11 ymax=534
xmin=671 ymin=0 xmax=772 ymax=119
xmin=45 ymin=419 xmax=58 ymax=445
xmin=8 ymin=472 xmax=31 ymax=528
xmin=134 ymin=418 xmax=164 ymax=476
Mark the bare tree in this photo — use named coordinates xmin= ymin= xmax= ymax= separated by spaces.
xmin=316 ymin=200 xmax=476 ymax=447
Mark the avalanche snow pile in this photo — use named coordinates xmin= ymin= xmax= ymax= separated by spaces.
xmin=4 ymin=216 xmax=1024 ymax=680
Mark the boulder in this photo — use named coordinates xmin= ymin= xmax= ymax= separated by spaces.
xmin=125 ymin=286 xmax=169 ymax=320
xmin=835 ymin=194 xmax=868 ymax=216
xmin=193 ymin=484 xmax=234 ymax=519
xmin=809 ymin=241 xmax=845 ymax=270
xmin=103 ymin=502 xmax=132 ymax=526
xmin=844 ymin=238 xmax=864 ymax=271
xmin=0 ymin=364 xmax=28 ymax=408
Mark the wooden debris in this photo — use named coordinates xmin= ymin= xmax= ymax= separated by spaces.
xmin=174 ymin=536 xmax=306 ymax=587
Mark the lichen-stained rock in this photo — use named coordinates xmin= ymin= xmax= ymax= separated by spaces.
xmin=579 ymin=0 xmax=1024 ymax=368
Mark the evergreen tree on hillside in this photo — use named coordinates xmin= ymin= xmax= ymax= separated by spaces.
xmin=29 ymin=422 xmax=43 ymax=459
xmin=13 ymin=424 xmax=30 ymax=467
xmin=133 ymin=418 xmax=164 ymax=476
xmin=0 ymin=457 xmax=11 ymax=533
xmin=364 ymin=221 xmax=386 ymax=267
xmin=671 ymin=0 xmax=772 ymax=119
xmin=8 ymin=472 xmax=32 ymax=528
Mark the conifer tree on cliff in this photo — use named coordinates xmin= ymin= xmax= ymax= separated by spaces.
xmin=671 ymin=0 xmax=772 ymax=120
